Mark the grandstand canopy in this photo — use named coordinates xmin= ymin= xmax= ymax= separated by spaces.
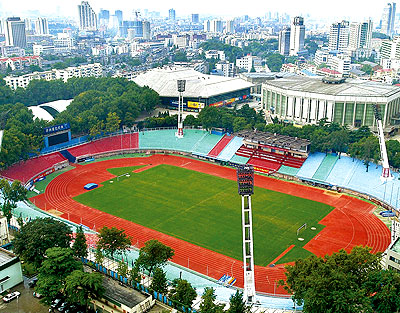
xmin=133 ymin=67 xmax=254 ymax=103
xmin=236 ymin=129 xmax=311 ymax=153
xmin=28 ymin=99 xmax=73 ymax=121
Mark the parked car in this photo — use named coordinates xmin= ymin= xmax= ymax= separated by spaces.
xmin=2 ymin=291 xmax=20 ymax=302
xmin=28 ymin=277 xmax=38 ymax=287
xmin=58 ymin=302 xmax=67 ymax=312
xmin=33 ymin=291 xmax=42 ymax=298
xmin=51 ymin=298 xmax=62 ymax=309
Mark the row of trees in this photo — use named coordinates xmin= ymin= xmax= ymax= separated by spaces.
xmin=280 ymin=246 xmax=400 ymax=313
xmin=149 ymin=105 xmax=399 ymax=172
xmin=12 ymin=217 xmax=255 ymax=312
xmin=0 ymin=77 xmax=161 ymax=168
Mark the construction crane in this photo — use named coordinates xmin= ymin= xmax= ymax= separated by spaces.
xmin=373 ymin=105 xmax=393 ymax=181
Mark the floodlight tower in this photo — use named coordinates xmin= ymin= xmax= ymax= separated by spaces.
xmin=176 ymin=79 xmax=186 ymax=138
xmin=373 ymin=105 xmax=393 ymax=181
xmin=237 ymin=165 xmax=256 ymax=304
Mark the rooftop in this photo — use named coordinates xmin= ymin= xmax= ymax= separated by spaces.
xmin=102 ymin=276 xmax=147 ymax=308
xmin=263 ymin=75 xmax=400 ymax=98
xmin=0 ymin=248 xmax=17 ymax=268
xmin=235 ymin=129 xmax=310 ymax=151
xmin=133 ymin=67 xmax=253 ymax=98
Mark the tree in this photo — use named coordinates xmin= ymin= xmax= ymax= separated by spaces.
xmin=89 ymin=120 xmax=104 ymax=139
xmin=173 ymin=51 xmax=188 ymax=62
xmin=136 ymin=239 xmax=174 ymax=277
xmin=227 ymin=291 xmax=249 ymax=313
xmin=364 ymin=270 xmax=400 ymax=313
xmin=13 ymin=217 xmax=72 ymax=268
xmin=129 ymin=262 xmax=141 ymax=284
xmin=150 ymin=267 xmax=168 ymax=294
xmin=361 ymin=64 xmax=374 ymax=75
xmin=358 ymin=136 xmax=380 ymax=172
xmin=280 ymin=246 xmax=382 ymax=313
xmin=105 ymin=112 xmax=121 ymax=133
xmin=36 ymin=247 xmax=82 ymax=304
xmin=265 ymin=54 xmax=285 ymax=72
xmin=169 ymin=279 xmax=197 ymax=307
xmin=0 ymin=179 xmax=27 ymax=223
xmin=95 ymin=245 xmax=104 ymax=265
xmin=200 ymin=287 xmax=224 ymax=313
xmin=72 ymin=225 xmax=88 ymax=258
xmin=328 ymin=129 xmax=350 ymax=158
xmin=117 ymin=260 xmax=128 ymax=278
xmin=64 ymin=270 xmax=104 ymax=310
xmin=96 ymin=226 xmax=131 ymax=260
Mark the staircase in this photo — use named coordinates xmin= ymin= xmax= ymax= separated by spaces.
xmin=60 ymin=149 xmax=76 ymax=163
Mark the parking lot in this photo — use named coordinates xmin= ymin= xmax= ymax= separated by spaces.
xmin=0 ymin=279 xmax=49 ymax=313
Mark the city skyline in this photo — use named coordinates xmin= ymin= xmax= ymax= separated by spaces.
xmin=0 ymin=0 xmax=387 ymax=21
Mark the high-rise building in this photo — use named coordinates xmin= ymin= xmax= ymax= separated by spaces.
xmin=328 ymin=21 xmax=349 ymax=52
xmin=349 ymin=19 xmax=373 ymax=51
xmin=143 ymin=21 xmax=151 ymax=40
xmin=191 ymin=14 xmax=199 ymax=24
xmin=203 ymin=20 xmax=210 ymax=32
xmin=34 ymin=17 xmax=49 ymax=35
xmin=289 ymin=16 xmax=306 ymax=56
xmin=24 ymin=18 xmax=33 ymax=32
xmin=4 ymin=17 xmax=27 ymax=48
xmin=98 ymin=9 xmax=109 ymax=27
xmin=169 ymin=9 xmax=176 ymax=21
xmin=226 ymin=20 xmax=235 ymax=34
xmin=279 ymin=26 xmax=291 ymax=56
xmin=131 ymin=20 xmax=143 ymax=38
xmin=78 ymin=1 xmax=97 ymax=31
xmin=381 ymin=2 xmax=396 ymax=37
xmin=115 ymin=10 xmax=123 ymax=25
xmin=211 ymin=19 xmax=223 ymax=33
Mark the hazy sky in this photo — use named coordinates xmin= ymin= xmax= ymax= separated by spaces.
xmin=0 ymin=0 xmax=385 ymax=21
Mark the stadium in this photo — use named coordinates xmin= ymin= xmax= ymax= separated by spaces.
xmin=0 ymin=126 xmax=395 ymax=305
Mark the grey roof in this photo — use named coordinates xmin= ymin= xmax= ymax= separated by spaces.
xmin=133 ymin=67 xmax=254 ymax=98
xmin=241 ymin=72 xmax=297 ymax=79
xmin=102 ymin=276 xmax=147 ymax=308
xmin=235 ymin=129 xmax=310 ymax=151
xmin=264 ymin=76 xmax=400 ymax=98
xmin=349 ymin=68 xmax=367 ymax=76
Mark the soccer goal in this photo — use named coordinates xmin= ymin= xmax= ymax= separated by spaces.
xmin=297 ymin=223 xmax=307 ymax=236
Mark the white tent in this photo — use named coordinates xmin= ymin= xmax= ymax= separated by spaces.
xmin=0 ymin=130 xmax=3 ymax=153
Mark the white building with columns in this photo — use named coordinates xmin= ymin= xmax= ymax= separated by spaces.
xmin=262 ymin=76 xmax=400 ymax=130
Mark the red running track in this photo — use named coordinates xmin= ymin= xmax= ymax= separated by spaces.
xmin=30 ymin=154 xmax=391 ymax=295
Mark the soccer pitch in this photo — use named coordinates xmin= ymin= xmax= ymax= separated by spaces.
xmin=74 ymin=164 xmax=333 ymax=266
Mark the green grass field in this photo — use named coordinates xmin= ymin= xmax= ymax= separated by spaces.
xmin=74 ymin=164 xmax=333 ymax=266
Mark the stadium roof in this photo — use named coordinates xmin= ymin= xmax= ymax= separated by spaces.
xmin=264 ymin=76 xmax=400 ymax=98
xmin=28 ymin=99 xmax=73 ymax=121
xmin=133 ymin=67 xmax=254 ymax=98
